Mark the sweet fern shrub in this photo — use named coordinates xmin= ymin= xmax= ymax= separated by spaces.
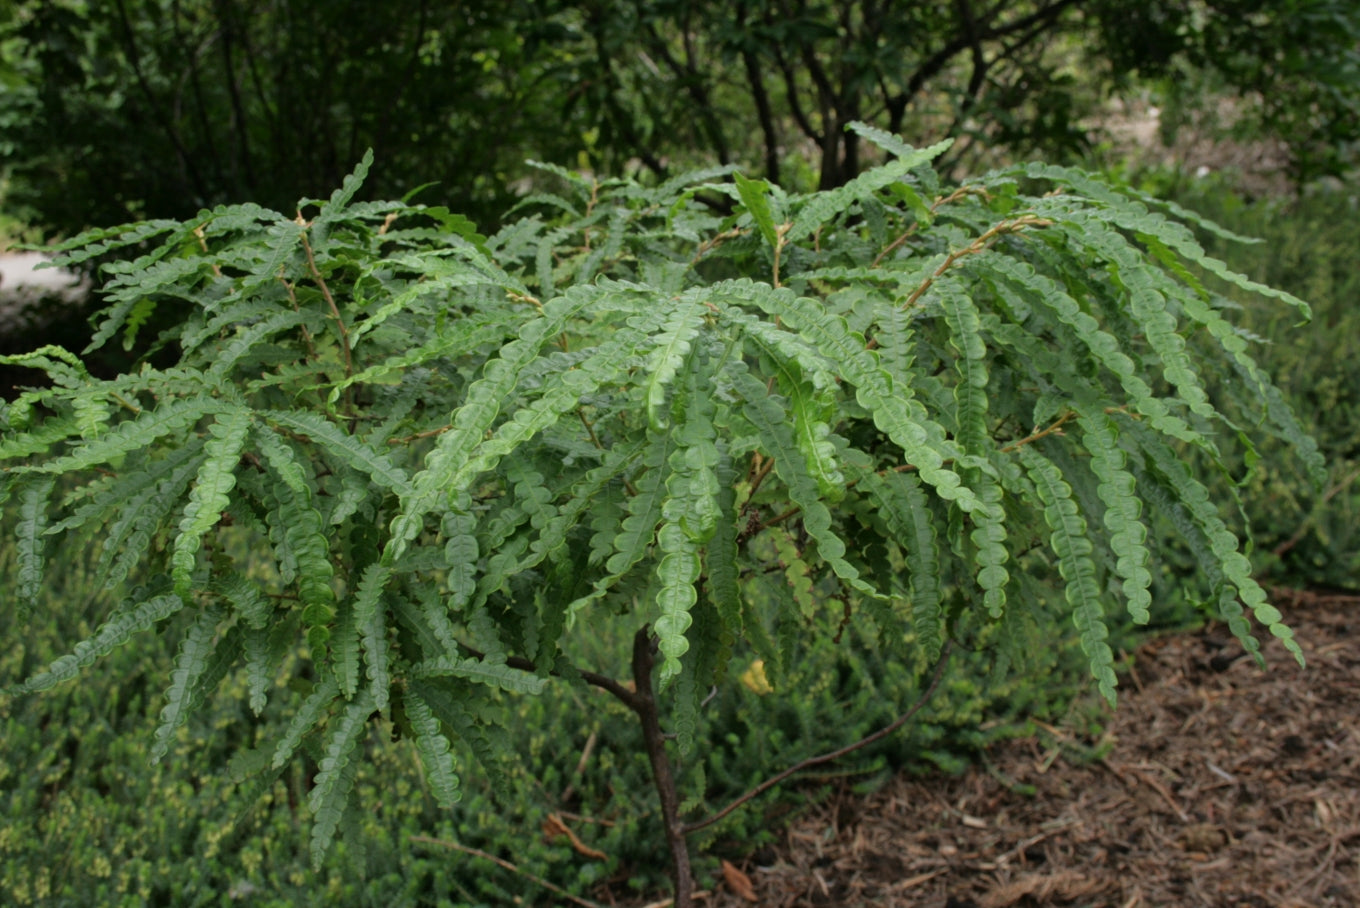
xmin=0 ymin=126 xmax=1320 ymax=892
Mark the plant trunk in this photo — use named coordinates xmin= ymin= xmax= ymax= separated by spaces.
xmin=630 ymin=627 xmax=695 ymax=907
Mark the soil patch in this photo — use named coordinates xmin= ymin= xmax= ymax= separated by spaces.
xmin=678 ymin=588 xmax=1359 ymax=907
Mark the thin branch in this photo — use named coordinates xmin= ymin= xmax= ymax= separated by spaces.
xmin=409 ymin=836 xmax=604 ymax=908
xmin=297 ymin=220 xmax=353 ymax=379
xmin=683 ymin=640 xmax=953 ymax=835
xmin=871 ymin=186 xmax=990 ymax=268
xmin=755 ymin=505 xmax=800 ymax=534
xmin=630 ymin=627 xmax=696 ymax=904
xmin=278 ymin=275 xmax=319 ymax=362
xmin=212 ymin=0 xmax=258 ymax=193
xmin=456 ymin=641 xmax=640 ymax=710
xmin=112 ymin=0 xmax=209 ymax=200
xmin=896 ymin=0 xmax=1080 ymax=108
xmin=1000 ymin=410 xmax=1077 ymax=453
xmin=902 ymin=213 xmax=1051 ymax=310
xmin=771 ymin=40 xmax=821 ymax=145
xmin=747 ymin=453 xmax=777 ymax=498
xmin=741 ymin=45 xmax=782 ymax=182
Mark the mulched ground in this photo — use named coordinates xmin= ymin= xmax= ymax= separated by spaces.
xmin=686 ymin=587 xmax=1360 ymax=907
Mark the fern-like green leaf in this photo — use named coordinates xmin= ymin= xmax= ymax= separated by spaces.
xmin=312 ymin=148 xmax=375 ymax=226
xmin=241 ymin=624 xmax=275 ymax=716
xmin=786 ymin=136 xmax=952 ymax=244
xmin=1021 ymin=447 xmax=1118 ymax=705
xmin=566 ymin=432 xmax=675 ymax=617
xmin=410 ymin=657 xmax=547 ymax=694
xmin=1169 ymin=282 xmax=1327 ymax=488
xmin=263 ymin=410 xmax=411 ymax=494
xmin=643 ymin=298 xmax=708 ymax=432
xmin=207 ymin=310 xmax=312 ymax=379
xmin=731 ymin=366 xmax=882 ymax=602
xmin=15 ymin=475 xmax=55 ymax=615
xmin=856 ymin=470 xmax=946 ymax=659
xmin=0 ymin=414 xmax=82 ymax=461
xmin=151 ymin=605 xmax=226 ymax=763
xmin=738 ymin=282 xmax=982 ymax=514
xmin=846 ymin=122 xmax=954 ymax=164
xmin=734 ymin=314 xmax=845 ymax=502
xmin=1128 ymin=420 xmax=1303 ymax=665
xmin=703 ymin=446 xmax=742 ymax=665
xmin=328 ymin=315 xmax=515 ymax=407
xmin=980 ymin=256 xmax=1214 ymax=454
xmin=654 ymin=519 xmax=702 ymax=689
xmin=330 ymin=596 xmax=361 ymax=698
xmin=442 ymin=506 xmax=479 ymax=622
xmin=45 ymin=218 xmax=180 ymax=266
xmin=308 ymin=689 xmax=373 ymax=868
xmin=18 ymin=585 xmax=185 ymax=693
xmin=254 ymin=424 xmax=337 ymax=650
xmin=403 ymin=690 xmax=462 ymax=807
xmin=210 ymin=571 xmax=273 ymax=630
xmin=26 ymin=395 xmax=221 ymax=476
xmin=361 ymin=599 xmax=391 ymax=712
xmin=97 ymin=447 xmax=206 ymax=589
xmin=932 ymin=276 xmax=1009 ymax=615
xmin=384 ymin=285 xmax=601 ymax=563
xmin=969 ymin=476 xmax=1010 ymax=618
xmin=1061 ymin=214 xmax=1217 ymax=421
xmin=172 ymin=407 xmax=251 ymax=596
xmin=1076 ymin=408 xmax=1153 ymax=623
xmin=271 ymin=677 xmax=340 ymax=770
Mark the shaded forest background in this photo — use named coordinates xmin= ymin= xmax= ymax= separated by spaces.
xmin=2 ymin=0 xmax=1358 ymax=237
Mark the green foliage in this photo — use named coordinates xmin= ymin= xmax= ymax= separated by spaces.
xmin=0 ymin=131 xmax=1316 ymax=875
xmin=1135 ymin=176 xmax=1360 ymax=592
xmin=0 ymin=525 xmax=1087 ymax=905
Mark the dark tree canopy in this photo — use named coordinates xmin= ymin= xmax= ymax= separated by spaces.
xmin=1 ymin=0 xmax=1357 ymax=236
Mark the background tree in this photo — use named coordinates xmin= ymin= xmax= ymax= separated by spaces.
xmin=2 ymin=0 xmax=1356 ymax=240
xmin=0 ymin=0 xmax=589 ymax=231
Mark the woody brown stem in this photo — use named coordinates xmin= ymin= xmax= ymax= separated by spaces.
xmin=630 ymin=627 xmax=696 ymax=906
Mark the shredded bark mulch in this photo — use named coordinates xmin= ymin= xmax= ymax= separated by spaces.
xmin=690 ymin=588 xmax=1360 ymax=907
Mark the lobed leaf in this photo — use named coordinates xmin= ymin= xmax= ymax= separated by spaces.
xmin=1128 ymin=420 xmax=1303 ymax=666
xmin=384 ymin=284 xmax=603 ymax=563
xmin=731 ymin=366 xmax=882 ymax=602
xmin=24 ymin=395 xmax=222 ymax=476
xmin=151 ymin=606 xmax=226 ymax=763
xmin=410 ymin=657 xmax=548 ymax=694
xmin=856 ymin=471 xmax=945 ymax=659
xmin=19 ymin=586 xmax=185 ymax=693
xmin=308 ymin=690 xmax=374 ymax=867
xmin=1076 ymin=408 xmax=1153 ymax=623
xmin=1021 ymin=447 xmax=1118 ymax=705
xmin=263 ymin=410 xmax=411 ymax=495
xmin=15 ymin=476 xmax=55 ymax=615
xmin=738 ymin=282 xmax=982 ymax=514
xmin=403 ymin=690 xmax=462 ymax=808
xmin=172 ymin=407 xmax=251 ymax=596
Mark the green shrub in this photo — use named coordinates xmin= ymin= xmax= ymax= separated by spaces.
xmin=0 ymin=130 xmax=1317 ymax=905
xmin=1 ymin=524 xmax=1095 ymax=905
